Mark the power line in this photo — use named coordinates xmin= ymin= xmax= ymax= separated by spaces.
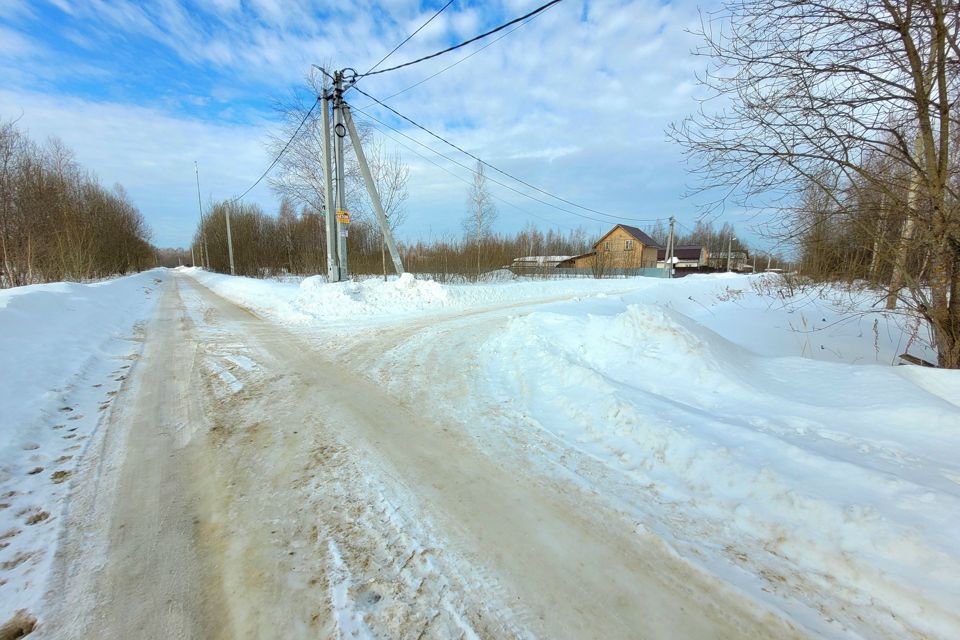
xmin=358 ymin=111 xmax=577 ymax=231
xmin=351 ymin=105 xmax=665 ymax=227
xmin=351 ymin=105 xmax=606 ymax=225
xmin=379 ymin=11 xmax=545 ymax=102
xmin=351 ymin=86 xmax=663 ymax=224
xmin=351 ymin=106 xmax=608 ymax=224
xmin=676 ymin=220 xmax=697 ymax=235
xmin=231 ymin=97 xmax=320 ymax=203
xmin=358 ymin=0 xmax=563 ymax=79
xmin=362 ymin=1 xmax=456 ymax=77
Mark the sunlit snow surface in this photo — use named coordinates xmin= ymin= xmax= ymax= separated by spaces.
xmin=190 ymin=267 xmax=957 ymax=637
xmin=2 ymin=267 xmax=956 ymax=638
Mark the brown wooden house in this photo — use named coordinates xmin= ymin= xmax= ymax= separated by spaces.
xmin=558 ymin=225 xmax=661 ymax=269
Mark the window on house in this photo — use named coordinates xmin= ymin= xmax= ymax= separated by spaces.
xmin=604 ymin=241 xmax=611 ymax=252
xmin=625 ymin=240 xmax=634 ymax=251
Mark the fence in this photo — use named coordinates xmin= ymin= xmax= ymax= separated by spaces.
xmin=509 ymin=267 xmax=670 ymax=279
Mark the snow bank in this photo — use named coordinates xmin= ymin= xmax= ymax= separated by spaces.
xmin=0 ymin=270 xmax=166 ymax=624
xmin=185 ymin=268 xmax=654 ymax=327
xmin=185 ymin=268 xmax=936 ymax=366
xmin=180 ymin=268 xmax=953 ymax=634
xmin=291 ymin=272 xmax=450 ymax=318
xmin=481 ymin=295 xmax=960 ymax=637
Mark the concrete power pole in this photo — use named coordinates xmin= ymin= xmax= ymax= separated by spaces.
xmin=321 ymin=87 xmax=339 ymax=282
xmin=195 ymin=161 xmax=210 ymax=269
xmin=225 ymin=203 xmax=236 ymax=275
xmin=665 ymin=216 xmax=676 ymax=279
xmin=316 ymin=66 xmax=408 ymax=280
xmin=333 ymin=72 xmax=349 ymax=279
xmin=726 ymin=234 xmax=735 ymax=272
xmin=342 ymin=105 xmax=405 ymax=275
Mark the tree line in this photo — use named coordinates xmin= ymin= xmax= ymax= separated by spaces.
xmin=673 ymin=0 xmax=960 ymax=368
xmin=791 ymin=149 xmax=955 ymax=302
xmin=191 ymin=192 xmax=591 ymax=281
xmin=0 ymin=119 xmax=153 ymax=287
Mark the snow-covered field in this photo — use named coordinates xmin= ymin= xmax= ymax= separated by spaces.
xmin=2 ymin=267 xmax=957 ymax=638
xmin=186 ymin=267 xmax=959 ymax=638
xmin=0 ymin=270 xmax=165 ymax=626
xmin=478 ymin=288 xmax=958 ymax=637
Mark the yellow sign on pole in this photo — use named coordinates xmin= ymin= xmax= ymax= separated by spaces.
xmin=336 ymin=209 xmax=350 ymax=224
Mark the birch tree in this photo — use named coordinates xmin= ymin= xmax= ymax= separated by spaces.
xmin=671 ymin=0 xmax=960 ymax=368
xmin=463 ymin=161 xmax=498 ymax=275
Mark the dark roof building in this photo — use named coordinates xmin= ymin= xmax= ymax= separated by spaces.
xmin=656 ymin=245 xmax=705 ymax=261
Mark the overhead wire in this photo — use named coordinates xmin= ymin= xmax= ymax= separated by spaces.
xmin=355 ymin=111 xmax=578 ymax=231
xmin=675 ymin=220 xmax=696 ymax=235
xmin=378 ymin=10 xmax=546 ymax=102
xmin=230 ymin=97 xmax=320 ymax=203
xmin=361 ymin=0 xmax=456 ymax=78
xmin=351 ymin=86 xmax=664 ymax=224
xmin=350 ymin=104 xmax=665 ymax=227
xmin=357 ymin=0 xmax=563 ymax=79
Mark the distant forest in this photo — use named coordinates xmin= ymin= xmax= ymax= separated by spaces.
xmin=0 ymin=119 xmax=154 ymax=287
xmin=191 ymin=197 xmax=596 ymax=281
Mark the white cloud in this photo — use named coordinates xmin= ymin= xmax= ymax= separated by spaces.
xmin=0 ymin=89 xmax=274 ymax=247
xmin=0 ymin=24 xmax=37 ymax=57
xmin=0 ymin=0 xmax=767 ymax=248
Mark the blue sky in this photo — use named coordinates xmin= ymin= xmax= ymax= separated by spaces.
xmin=0 ymin=0 xmax=771 ymax=249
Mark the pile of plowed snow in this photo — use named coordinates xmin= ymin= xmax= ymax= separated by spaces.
xmin=185 ymin=268 xmax=656 ymax=326
xmin=480 ymin=296 xmax=960 ymax=638
xmin=185 ymin=268 xmax=939 ymax=366
xmin=290 ymin=273 xmax=449 ymax=317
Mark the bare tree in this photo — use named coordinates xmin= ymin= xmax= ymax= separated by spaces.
xmin=0 ymin=120 xmax=153 ymax=286
xmin=268 ymin=69 xmax=373 ymax=225
xmin=671 ymin=0 xmax=960 ymax=368
xmin=591 ymin=248 xmax=610 ymax=279
xmin=355 ymin=139 xmax=409 ymax=280
xmin=463 ymin=161 xmax=498 ymax=274
xmin=267 ymin=70 xmax=331 ymax=215
xmin=0 ymin=120 xmax=26 ymax=285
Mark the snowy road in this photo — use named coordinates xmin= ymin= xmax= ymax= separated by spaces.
xmin=36 ymin=272 xmax=803 ymax=639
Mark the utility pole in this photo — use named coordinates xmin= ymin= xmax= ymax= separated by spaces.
xmin=665 ymin=216 xmax=676 ymax=278
xmin=342 ymin=104 xmax=405 ymax=275
xmin=190 ymin=246 xmax=195 ymax=267
xmin=225 ymin=203 xmax=236 ymax=275
xmin=195 ymin=161 xmax=210 ymax=269
xmin=333 ymin=71 xmax=349 ymax=279
xmin=726 ymin=234 xmax=736 ymax=272
xmin=315 ymin=66 xmax=407 ymax=280
xmin=321 ymin=85 xmax=339 ymax=282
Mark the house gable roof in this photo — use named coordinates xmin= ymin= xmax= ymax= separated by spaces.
xmin=593 ymin=224 xmax=662 ymax=249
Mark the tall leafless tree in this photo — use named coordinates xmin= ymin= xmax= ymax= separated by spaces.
xmin=671 ymin=0 xmax=960 ymax=368
xmin=463 ymin=161 xmax=498 ymax=274
xmin=353 ymin=139 xmax=409 ymax=280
